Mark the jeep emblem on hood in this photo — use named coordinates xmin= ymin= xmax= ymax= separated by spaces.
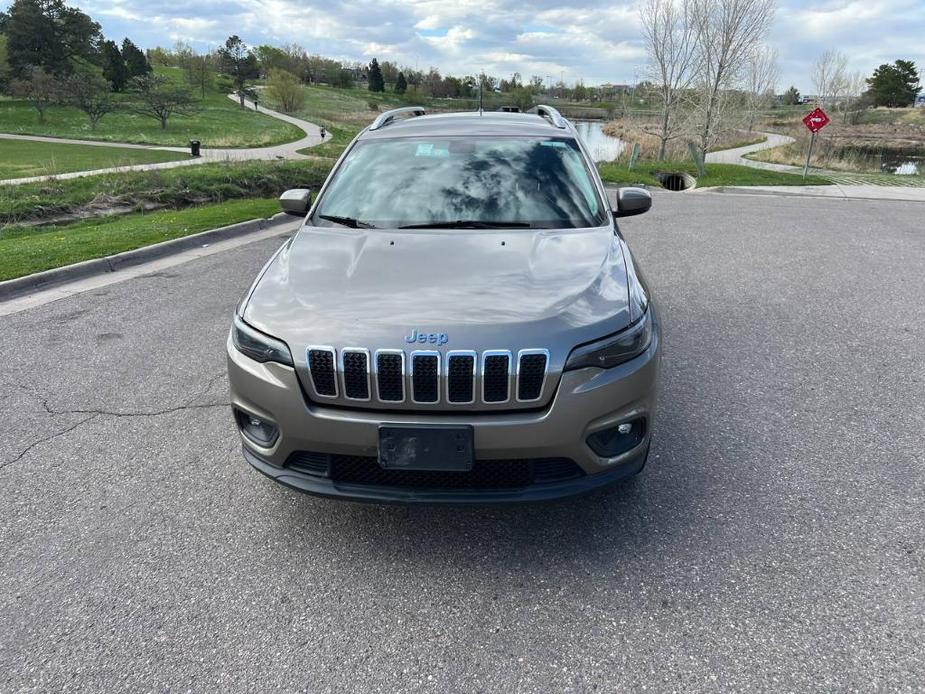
xmin=405 ymin=329 xmax=449 ymax=345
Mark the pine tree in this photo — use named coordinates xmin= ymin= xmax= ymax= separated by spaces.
xmin=783 ymin=86 xmax=800 ymax=105
xmin=368 ymin=58 xmax=384 ymax=92
xmin=122 ymin=37 xmax=151 ymax=79
xmin=101 ymin=40 xmax=127 ymax=91
xmin=866 ymin=60 xmax=920 ymax=107
xmin=395 ymin=71 xmax=407 ymax=95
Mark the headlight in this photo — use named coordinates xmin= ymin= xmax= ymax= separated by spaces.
xmin=564 ymin=309 xmax=653 ymax=371
xmin=231 ymin=314 xmax=294 ymax=366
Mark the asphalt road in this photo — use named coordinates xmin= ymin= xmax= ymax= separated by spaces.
xmin=1 ymin=192 xmax=923 ymax=691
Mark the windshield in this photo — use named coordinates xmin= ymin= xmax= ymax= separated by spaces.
xmin=312 ymin=136 xmax=606 ymax=229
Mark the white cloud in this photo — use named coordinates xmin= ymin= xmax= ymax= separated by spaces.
xmin=72 ymin=0 xmax=925 ymax=90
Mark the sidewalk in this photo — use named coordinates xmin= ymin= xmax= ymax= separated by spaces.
xmin=697 ymin=184 xmax=925 ymax=202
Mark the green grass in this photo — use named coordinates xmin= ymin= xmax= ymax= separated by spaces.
xmin=0 ymin=139 xmax=188 ymax=179
xmin=0 ymin=68 xmax=303 ymax=148
xmin=0 ymin=159 xmax=333 ymax=225
xmin=597 ymin=161 xmax=831 ymax=187
xmin=0 ymin=198 xmax=280 ymax=281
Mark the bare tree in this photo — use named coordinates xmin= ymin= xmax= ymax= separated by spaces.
xmin=842 ymin=70 xmax=867 ymax=123
xmin=129 ymin=74 xmax=197 ymax=129
xmin=744 ymin=44 xmax=778 ymax=131
xmin=812 ymin=49 xmax=848 ymax=108
xmin=10 ymin=66 xmax=61 ymax=123
xmin=64 ymin=70 xmax=114 ymax=129
xmin=689 ymin=0 xmax=776 ymax=160
xmin=639 ymin=0 xmax=700 ymax=160
xmin=187 ymin=54 xmax=215 ymax=98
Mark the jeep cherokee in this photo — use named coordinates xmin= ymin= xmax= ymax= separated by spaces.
xmin=227 ymin=105 xmax=660 ymax=503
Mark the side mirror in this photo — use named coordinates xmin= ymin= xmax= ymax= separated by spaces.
xmin=612 ymin=187 xmax=652 ymax=218
xmin=279 ymin=189 xmax=312 ymax=217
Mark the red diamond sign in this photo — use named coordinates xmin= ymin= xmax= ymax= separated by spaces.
xmin=802 ymin=107 xmax=830 ymax=133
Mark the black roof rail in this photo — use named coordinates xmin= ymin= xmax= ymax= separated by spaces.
xmin=527 ymin=104 xmax=568 ymax=129
xmin=368 ymin=106 xmax=427 ymax=130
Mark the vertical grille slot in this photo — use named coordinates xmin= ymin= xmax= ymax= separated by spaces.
xmin=307 ymin=347 xmax=337 ymax=397
xmin=517 ymin=351 xmax=548 ymax=401
xmin=482 ymin=352 xmax=511 ymax=403
xmin=376 ymin=352 xmax=404 ymax=402
xmin=412 ymin=353 xmax=439 ymax=403
xmin=342 ymin=350 xmax=370 ymax=400
xmin=447 ymin=353 xmax=476 ymax=404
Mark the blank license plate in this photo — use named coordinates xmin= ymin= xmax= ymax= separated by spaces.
xmin=378 ymin=426 xmax=474 ymax=471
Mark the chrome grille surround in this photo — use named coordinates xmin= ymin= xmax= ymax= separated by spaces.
xmin=304 ymin=347 xmax=552 ymax=408
xmin=516 ymin=348 xmax=550 ymax=403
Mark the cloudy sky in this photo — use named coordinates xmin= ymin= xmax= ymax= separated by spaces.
xmin=67 ymin=0 xmax=925 ymax=93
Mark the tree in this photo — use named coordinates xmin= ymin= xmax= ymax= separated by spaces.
xmin=368 ymin=58 xmax=384 ymax=92
xmin=639 ymin=0 xmax=699 ymax=159
xmin=218 ymin=35 xmax=259 ymax=107
xmin=10 ymin=66 xmax=61 ymax=122
xmin=782 ymin=85 xmax=800 ymax=105
xmin=395 ymin=71 xmax=407 ymax=94
xmin=689 ymin=0 xmax=776 ymax=161
xmin=266 ymin=68 xmax=305 ymax=112
xmin=129 ymin=73 xmax=196 ymax=129
xmin=187 ymin=54 xmax=215 ymax=98
xmin=866 ymin=60 xmax=920 ymax=107
xmin=122 ymin=38 xmax=151 ymax=79
xmin=843 ymin=71 xmax=867 ymax=123
xmin=744 ymin=44 xmax=778 ymax=130
xmin=812 ymin=49 xmax=848 ymax=108
xmin=100 ymin=40 xmax=127 ymax=91
xmin=64 ymin=66 xmax=114 ymax=129
xmin=0 ymin=34 xmax=10 ymax=92
xmin=4 ymin=0 xmax=102 ymax=78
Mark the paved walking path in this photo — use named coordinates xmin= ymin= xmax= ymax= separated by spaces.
xmin=705 ymin=131 xmax=798 ymax=171
xmin=0 ymin=95 xmax=324 ymax=186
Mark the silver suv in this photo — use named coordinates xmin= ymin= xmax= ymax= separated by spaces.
xmin=227 ymin=105 xmax=660 ymax=503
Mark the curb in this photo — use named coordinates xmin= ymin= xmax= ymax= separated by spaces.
xmin=0 ymin=212 xmax=293 ymax=302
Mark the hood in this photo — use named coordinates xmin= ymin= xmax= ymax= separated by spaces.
xmin=244 ymin=225 xmax=631 ymax=360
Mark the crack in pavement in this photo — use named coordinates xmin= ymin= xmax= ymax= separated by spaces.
xmin=0 ymin=372 xmax=231 ymax=470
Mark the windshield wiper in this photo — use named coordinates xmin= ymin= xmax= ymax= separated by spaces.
xmin=398 ymin=220 xmax=534 ymax=229
xmin=317 ymin=214 xmax=376 ymax=229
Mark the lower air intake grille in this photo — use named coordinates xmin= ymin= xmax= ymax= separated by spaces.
xmin=326 ymin=455 xmax=583 ymax=490
xmin=517 ymin=352 xmax=548 ymax=401
xmin=483 ymin=354 xmax=510 ymax=402
xmin=376 ymin=352 xmax=404 ymax=401
xmin=308 ymin=349 xmax=337 ymax=396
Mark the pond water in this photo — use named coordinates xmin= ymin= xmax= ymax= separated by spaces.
xmin=572 ymin=120 xmax=626 ymax=162
xmin=880 ymin=154 xmax=922 ymax=175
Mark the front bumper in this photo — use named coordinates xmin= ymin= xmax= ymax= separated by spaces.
xmin=227 ymin=314 xmax=660 ymax=504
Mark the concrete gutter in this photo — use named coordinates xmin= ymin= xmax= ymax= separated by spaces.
xmin=0 ymin=212 xmax=294 ymax=302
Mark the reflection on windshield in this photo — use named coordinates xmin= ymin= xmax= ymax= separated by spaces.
xmin=313 ymin=137 xmax=606 ymax=229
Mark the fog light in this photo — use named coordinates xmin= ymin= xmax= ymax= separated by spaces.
xmin=235 ymin=409 xmax=279 ymax=447
xmin=587 ymin=418 xmax=646 ymax=458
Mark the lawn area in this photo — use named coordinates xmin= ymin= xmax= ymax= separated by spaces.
xmin=597 ymin=161 xmax=831 ymax=187
xmin=0 ymin=68 xmax=303 ymax=148
xmin=0 ymin=159 xmax=333 ymax=225
xmin=0 ymin=198 xmax=281 ymax=281
xmin=0 ymin=139 xmax=188 ymax=179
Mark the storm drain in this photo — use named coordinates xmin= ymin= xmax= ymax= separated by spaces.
xmin=656 ymin=172 xmax=697 ymax=191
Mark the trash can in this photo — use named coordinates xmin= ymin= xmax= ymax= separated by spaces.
xmin=189 ymin=140 xmax=201 ymax=158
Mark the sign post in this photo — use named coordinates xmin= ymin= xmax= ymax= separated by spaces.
xmin=801 ymin=107 xmax=830 ymax=180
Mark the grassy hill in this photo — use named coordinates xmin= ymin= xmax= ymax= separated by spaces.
xmin=0 ymin=68 xmax=302 ymax=148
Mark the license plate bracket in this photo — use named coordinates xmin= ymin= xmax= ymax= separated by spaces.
xmin=378 ymin=425 xmax=474 ymax=472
